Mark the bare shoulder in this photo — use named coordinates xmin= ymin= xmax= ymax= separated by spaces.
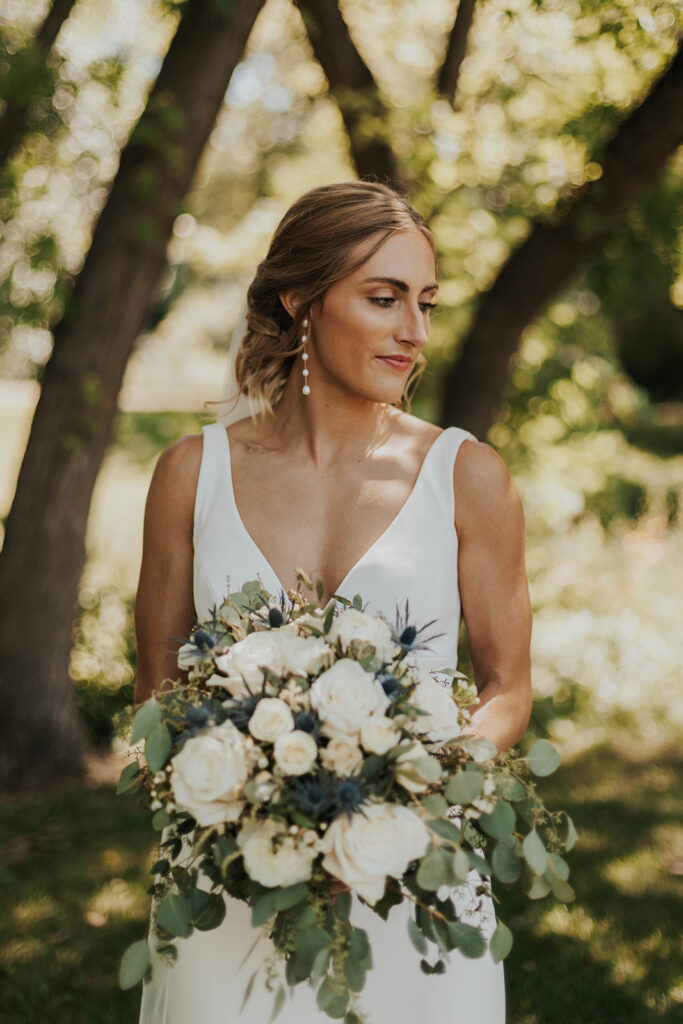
xmin=453 ymin=438 xmax=524 ymax=534
xmin=146 ymin=433 xmax=204 ymax=521
xmin=392 ymin=411 xmax=442 ymax=450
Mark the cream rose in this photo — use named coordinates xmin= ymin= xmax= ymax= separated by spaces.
xmin=273 ymin=730 xmax=318 ymax=776
xmin=310 ymin=659 xmax=389 ymax=740
xmin=321 ymin=737 xmax=363 ymax=776
xmin=238 ymin=820 xmax=316 ymax=888
xmin=328 ymin=608 xmax=398 ymax=663
xmin=360 ymin=714 xmax=401 ymax=756
xmin=248 ymin=698 xmax=294 ymax=743
xmin=395 ymin=740 xmax=441 ymax=793
xmin=321 ymin=802 xmax=430 ymax=904
xmin=277 ymin=629 xmax=331 ymax=677
xmin=170 ymin=721 xmax=248 ymax=826
xmin=214 ymin=631 xmax=285 ymax=694
xmin=408 ymin=671 xmax=464 ymax=747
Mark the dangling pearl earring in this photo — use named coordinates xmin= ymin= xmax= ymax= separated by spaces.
xmin=301 ymin=315 xmax=311 ymax=396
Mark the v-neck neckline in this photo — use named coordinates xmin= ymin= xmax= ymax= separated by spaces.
xmin=218 ymin=424 xmax=452 ymax=600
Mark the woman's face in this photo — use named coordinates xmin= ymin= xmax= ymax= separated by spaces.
xmin=306 ymin=228 xmax=438 ymax=406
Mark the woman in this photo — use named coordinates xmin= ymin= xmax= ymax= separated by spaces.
xmin=134 ymin=181 xmax=532 ymax=1023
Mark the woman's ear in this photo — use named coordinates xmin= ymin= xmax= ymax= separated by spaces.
xmin=278 ymin=290 xmax=304 ymax=321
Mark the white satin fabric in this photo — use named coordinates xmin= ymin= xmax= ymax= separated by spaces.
xmin=139 ymin=420 xmax=505 ymax=1024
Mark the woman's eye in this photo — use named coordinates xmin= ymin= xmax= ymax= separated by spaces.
xmin=369 ymin=296 xmax=395 ymax=308
xmin=420 ymin=302 xmax=438 ymax=312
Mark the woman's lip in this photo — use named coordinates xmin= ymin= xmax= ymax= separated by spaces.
xmin=376 ymin=355 xmax=411 ymax=371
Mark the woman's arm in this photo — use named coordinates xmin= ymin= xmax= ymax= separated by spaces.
xmin=133 ymin=435 xmax=202 ymax=706
xmin=454 ymin=440 xmax=533 ymax=753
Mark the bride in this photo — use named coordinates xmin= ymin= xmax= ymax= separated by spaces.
xmin=134 ymin=180 xmax=532 ymax=1023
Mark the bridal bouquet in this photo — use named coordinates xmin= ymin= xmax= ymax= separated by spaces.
xmin=119 ymin=575 xmax=576 ymax=1020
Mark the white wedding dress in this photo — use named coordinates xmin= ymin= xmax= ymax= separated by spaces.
xmin=139 ymin=420 xmax=506 ymax=1024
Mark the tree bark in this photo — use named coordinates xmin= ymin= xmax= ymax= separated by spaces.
xmin=437 ymin=0 xmax=477 ymax=106
xmin=0 ymin=0 xmax=265 ymax=791
xmin=439 ymin=42 xmax=683 ymax=438
xmin=0 ymin=0 xmax=79 ymax=167
xmin=294 ymin=0 xmax=400 ymax=188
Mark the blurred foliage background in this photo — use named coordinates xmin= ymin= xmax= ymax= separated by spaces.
xmin=0 ymin=0 xmax=682 ymax=1021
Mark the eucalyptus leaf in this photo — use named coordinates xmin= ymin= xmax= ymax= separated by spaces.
xmin=240 ymin=969 xmax=259 ymax=1013
xmin=151 ymin=809 xmax=173 ymax=831
xmin=447 ymin=921 xmax=486 ymax=958
xmin=491 ymin=841 xmax=522 ymax=883
xmin=310 ymin=946 xmax=332 ymax=985
xmin=459 ymin=736 xmax=498 ymax=763
xmin=273 ymin=883 xmax=309 ymax=911
xmin=551 ymin=876 xmax=576 ymax=903
xmin=116 ymin=760 xmax=140 ymax=795
xmin=561 ymin=813 xmax=579 ymax=852
xmin=343 ymin=957 xmax=366 ymax=992
xmin=270 ymin=984 xmax=287 ymax=1023
xmin=490 ymin=921 xmax=513 ymax=963
xmin=118 ymin=939 xmax=150 ymax=989
xmin=145 ymin=723 xmax=172 ymax=772
xmin=527 ymin=874 xmax=552 ymax=899
xmin=416 ymin=849 xmax=448 ymax=891
xmin=407 ymin=916 xmax=428 ymax=954
xmin=549 ymin=853 xmax=570 ymax=881
xmin=157 ymin=892 xmax=193 ymax=938
xmin=190 ymin=890 xmax=226 ymax=931
xmin=453 ymin=847 xmax=471 ymax=883
xmin=522 ymin=829 xmax=548 ymax=875
xmin=526 ymin=739 xmax=561 ymax=777
xmin=427 ymin=817 xmax=462 ymax=844
xmin=479 ymin=800 xmax=516 ymax=843
xmin=349 ymin=927 xmax=370 ymax=966
xmin=252 ymin=890 xmax=279 ymax=927
xmin=445 ymin=767 xmax=484 ymax=804
xmin=333 ymin=890 xmax=352 ymax=920
xmin=423 ymin=794 xmax=449 ymax=816
xmin=130 ymin=699 xmax=161 ymax=744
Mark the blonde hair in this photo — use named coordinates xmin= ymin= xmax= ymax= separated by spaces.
xmin=225 ymin=181 xmax=435 ymax=418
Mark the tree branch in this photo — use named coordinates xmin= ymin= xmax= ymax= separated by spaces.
xmin=293 ymin=0 xmax=400 ymax=187
xmin=439 ymin=42 xmax=683 ymax=438
xmin=437 ymin=0 xmax=477 ymax=106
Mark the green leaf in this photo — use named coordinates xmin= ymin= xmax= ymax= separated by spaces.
xmin=240 ymin=968 xmax=259 ymax=1013
xmin=412 ymin=755 xmax=442 ymax=783
xmin=551 ymin=876 xmax=576 ymax=903
xmin=296 ymin=927 xmax=332 ymax=961
xmin=157 ymin=892 xmax=192 ymax=937
xmin=549 ymin=853 xmax=570 ymax=881
xmin=333 ymin=890 xmax=352 ymax=920
xmin=423 ymin=793 xmax=449 ymax=816
xmin=190 ymin=890 xmax=226 ymax=931
xmin=323 ymin=603 xmax=336 ymax=634
xmin=343 ymin=957 xmax=366 ymax=992
xmin=352 ymin=594 xmax=363 ymax=610
xmin=150 ymin=858 xmax=170 ymax=876
xmin=116 ymin=760 xmax=140 ymax=795
xmin=273 ymin=883 xmax=309 ymax=911
xmin=527 ymin=873 xmax=552 ymax=899
xmin=561 ymin=813 xmax=579 ymax=852
xmin=348 ymin=927 xmax=370 ymax=965
xmin=491 ymin=842 xmax=522 ymax=883
xmin=145 ymin=723 xmax=172 ymax=772
xmin=130 ymin=699 xmax=161 ymax=743
xmin=252 ymin=890 xmax=279 ymax=927
xmin=420 ymin=957 xmax=445 ymax=974
xmin=427 ymin=817 xmax=462 ymax=844
xmin=270 ymin=984 xmax=286 ymax=1022
xmin=151 ymin=809 xmax=173 ymax=831
xmin=452 ymin=847 xmax=471 ymax=883
xmin=445 ymin=767 xmax=484 ymax=804
xmin=416 ymin=849 xmax=448 ymax=891
xmin=459 ymin=736 xmax=498 ymax=762
xmin=494 ymin=773 xmax=526 ymax=802
xmin=213 ymin=836 xmax=239 ymax=875
xmin=465 ymin=848 xmax=491 ymax=875
xmin=310 ymin=946 xmax=332 ymax=985
xmin=447 ymin=921 xmax=486 ymax=958
xmin=294 ymin=905 xmax=317 ymax=930
xmin=479 ymin=800 xmax=516 ymax=842
xmin=407 ymin=916 xmax=428 ymax=954
xmin=522 ymin=829 xmax=548 ymax=875
xmin=118 ymin=939 xmax=150 ymax=989
xmin=490 ymin=921 xmax=513 ymax=963
xmin=526 ymin=739 xmax=561 ymax=777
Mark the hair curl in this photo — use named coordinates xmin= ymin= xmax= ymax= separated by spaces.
xmin=222 ymin=181 xmax=435 ymax=419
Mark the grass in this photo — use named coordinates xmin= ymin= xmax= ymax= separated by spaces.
xmin=1 ymin=739 xmax=681 ymax=1024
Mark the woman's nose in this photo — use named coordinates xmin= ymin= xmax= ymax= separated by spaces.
xmin=399 ymin=303 xmax=429 ymax=348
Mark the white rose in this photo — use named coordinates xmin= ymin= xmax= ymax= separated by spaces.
xmin=409 ymin=671 xmax=464 ymax=747
xmin=214 ymin=631 xmax=285 ymax=693
xmin=321 ymin=737 xmax=363 ymax=776
xmin=248 ymin=698 xmax=294 ymax=743
xmin=360 ymin=715 xmax=401 ymax=755
xmin=277 ymin=629 xmax=331 ymax=677
xmin=310 ymin=659 xmax=389 ymax=740
xmin=238 ymin=819 xmax=315 ymax=888
xmin=273 ymin=730 xmax=318 ymax=776
xmin=328 ymin=608 xmax=398 ymax=663
xmin=395 ymin=740 xmax=439 ymax=793
xmin=321 ymin=802 xmax=429 ymax=904
xmin=170 ymin=721 xmax=248 ymax=826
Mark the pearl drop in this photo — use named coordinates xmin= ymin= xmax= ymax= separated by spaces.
xmin=302 ymin=384 xmax=311 ymax=395
xmin=302 ymin=352 xmax=309 ymax=360
xmin=302 ymin=368 xmax=309 ymax=376
xmin=301 ymin=334 xmax=308 ymax=342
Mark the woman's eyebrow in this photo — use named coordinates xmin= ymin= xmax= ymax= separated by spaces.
xmin=361 ymin=275 xmax=439 ymax=293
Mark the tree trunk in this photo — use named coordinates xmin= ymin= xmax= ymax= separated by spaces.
xmin=439 ymin=43 xmax=683 ymax=438
xmin=294 ymin=0 xmax=400 ymax=188
xmin=0 ymin=0 xmax=265 ymax=791
xmin=437 ymin=0 xmax=477 ymax=106
xmin=0 ymin=0 xmax=79 ymax=167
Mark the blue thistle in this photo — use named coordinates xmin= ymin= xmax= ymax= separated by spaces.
xmin=332 ymin=778 xmax=369 ymax=818
xmin=392 ymin=599 xmax=443 ymax=657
